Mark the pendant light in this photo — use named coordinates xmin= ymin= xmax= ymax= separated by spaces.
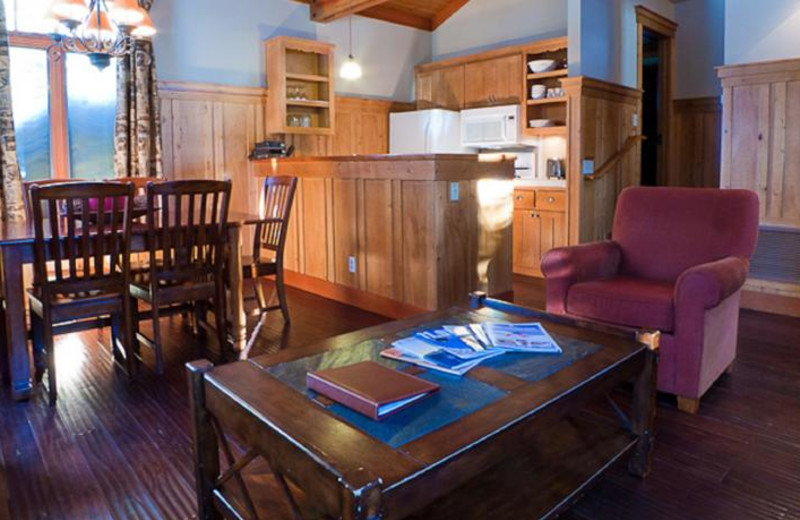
xmin=339 ymin=16 xmax=362 ymax=80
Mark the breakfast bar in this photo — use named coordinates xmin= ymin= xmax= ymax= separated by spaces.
xmin=251 ymin=154 xmax=516 ymax=317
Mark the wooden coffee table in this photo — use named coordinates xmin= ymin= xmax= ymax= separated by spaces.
xmin=188 ymin=294 xmax=659 ymax=520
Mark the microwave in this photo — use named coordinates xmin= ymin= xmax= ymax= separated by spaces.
xmin=460 ymin=105 xmax=521 ymax=148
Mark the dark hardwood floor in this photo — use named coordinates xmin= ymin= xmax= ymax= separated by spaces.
xmin=0 ymin=275 xmax=799 ymax=519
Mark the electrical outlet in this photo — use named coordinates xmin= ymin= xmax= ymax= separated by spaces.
xmin=449 ymin=182 xmax=460 ymax=202
xmin=582 ymin=159 xmax=595 ymax=175
xmin=632 ymin=113 xmax=639 ymax=128
xmin=348 ymin=256 xmax=357 ymax=274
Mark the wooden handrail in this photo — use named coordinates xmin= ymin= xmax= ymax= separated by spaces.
xmin=585 ymin=135 xmax=647 ymax=181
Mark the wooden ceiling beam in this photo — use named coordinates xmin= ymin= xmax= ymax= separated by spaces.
xmin=309 ymin=0 xmax=390 ymax=23
xmin=359 ymin=5 xmax=433 ymax=31
xmin=431 ymin=0 xmax=470 ymax=29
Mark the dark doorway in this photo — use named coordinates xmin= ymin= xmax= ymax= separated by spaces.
xmin=641 ymin=29 xmax=661 ymax=186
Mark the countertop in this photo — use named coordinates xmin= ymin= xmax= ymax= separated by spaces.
xmin=251 ymin=153 xmax=516 ymax=163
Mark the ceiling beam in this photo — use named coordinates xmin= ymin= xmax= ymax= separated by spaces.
xmin=431 ymin=0 xmax=470 ymax=29
xmin=309 ymin=0 xmax=390 ymax=23
xmin=359 ymin=5 xmax=433 ymax=31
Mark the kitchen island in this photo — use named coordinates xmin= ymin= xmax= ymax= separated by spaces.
xmin=252 ymin=154 xmax=515 ymax=317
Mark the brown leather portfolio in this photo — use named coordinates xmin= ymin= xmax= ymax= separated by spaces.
xmin=307 ymin=361 xmax=440 ymax=421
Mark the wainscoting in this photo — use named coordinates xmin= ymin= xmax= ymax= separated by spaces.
xmin=673 ymin=97 xmax=721 ymax=188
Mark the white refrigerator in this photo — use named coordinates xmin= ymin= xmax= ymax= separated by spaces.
xmin=389 ymin=109 xmax=470 ymax=154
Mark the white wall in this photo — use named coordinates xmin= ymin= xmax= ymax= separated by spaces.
xmin=725 ymin=0 xmax=800 ymax=65
xmin=675 ymin=0 xmax=725 ymax=99
xmin=431 ymin=0 xmax=567 ymax=61
xmin=569 ymin=0 xmax=674 ymax=88
xmin=150 ymin=0 xmax=431 ymax=101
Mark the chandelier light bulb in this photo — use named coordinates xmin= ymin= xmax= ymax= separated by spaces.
xmin=131 ymin=11 xmax=157 ymax=39
xmin=340 ymin=55 xmax=363 ymax=80
xmin=109 ymin=0 xmax=147 ymax=29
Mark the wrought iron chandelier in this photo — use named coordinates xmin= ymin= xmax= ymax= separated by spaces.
xmin=46 ymin=0 xmax=156 ymax=69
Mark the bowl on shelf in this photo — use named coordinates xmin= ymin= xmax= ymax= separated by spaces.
xmin=530 ymin=84 xmax=547 ymax=99
xmin=529 ymin=119 xmax=555 ymax=128
xmin=528 ymin=59 xmax=556 ymax=73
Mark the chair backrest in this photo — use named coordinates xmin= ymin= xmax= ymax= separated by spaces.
xmin=146 ymin=179 xmax=232 ymax=281
xmin=106 ymin=176 xmax=164 ymax=195
xmin=253 ymin=176 xmax=297 ymax=261
xmin=30 ymin=181 xmax=135 ymax=295
xmin=611 ymin=187 xmax=760 ymax=282
xmin=23 ymin=178 xmax=85 ymax=221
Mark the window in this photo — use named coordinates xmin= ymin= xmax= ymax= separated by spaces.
xmin=4 ymin=0 xmax=118 ymax=180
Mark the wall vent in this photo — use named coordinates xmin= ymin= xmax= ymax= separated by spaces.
xmin=749 ymin=227 xmax=800 ymax=284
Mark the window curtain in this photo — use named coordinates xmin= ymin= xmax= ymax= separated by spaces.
xmin=0 ymin=2 xmax=26 ymax=221
xmin=113 ymin=0 xmax=163 ymax=178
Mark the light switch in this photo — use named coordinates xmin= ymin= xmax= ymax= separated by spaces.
xmin=449 ymin=182 xmax=460 ymax=202
xmin=632 ymin=113 xmax=639 ymax=128
xmin=582 ymin=159 xmax=595 ymax=175
xmin=348 ymin=256 xmax=357 ymax=274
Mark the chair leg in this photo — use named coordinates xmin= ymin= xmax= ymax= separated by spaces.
xmin=253 ymin=277 xmax=268 ymax=312
xmin=214 ymin=280 xmax=229 ymax=363
xmin=30 ymin=309 xmax=46 ymax=383
xmin=150 ymin=298 xmax=164 ymax=376
xmin=42 ymin=316 xmax=56 ymax=406
xmin=122 ymin=295 xmax=136 ymax=380
xmin=725 ymin=361 xmax=735 ymax=375
xmin=110 ymin=313 xmax=125 ymax=367
xmin=676 ymin=397 xmax=700 ymax=414
xmin=275 ymin=268 xmax=290 ymax=324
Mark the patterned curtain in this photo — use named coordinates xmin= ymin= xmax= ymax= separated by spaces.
xmin=113 ymin=0 xmax=163 ymax=178
xmin=0 ymin=2 xmax=26 ymax=221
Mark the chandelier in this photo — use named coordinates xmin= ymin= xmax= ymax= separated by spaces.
xmin=46 ymin=0 xmax=157 ymax=70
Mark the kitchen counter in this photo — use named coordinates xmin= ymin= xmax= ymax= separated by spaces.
xmin=253 ymin=153 xmax=516 ymax=181
xmin=250 ymin=153 xmax=514 ymax=316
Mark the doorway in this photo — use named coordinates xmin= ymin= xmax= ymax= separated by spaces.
xmin=636 ymin=6 xmax=677 ymax=187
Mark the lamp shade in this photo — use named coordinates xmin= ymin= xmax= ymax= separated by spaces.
xmin=131 ymin=10 xmax=156 ymax=38
xmin=109 ymin=0 xmax=146 ymax=27
xmin=50 ymin=0 xmax=90 ymax=24
xmin=340 ymin=55 xmax=362 ymax=80
xmin=80 ymin=7 xmax=117 ymax=43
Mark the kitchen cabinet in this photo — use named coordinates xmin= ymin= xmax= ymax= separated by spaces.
xmin=464 ymin=54 xmax=523 ymax=108
xmin=416 ymin=65 xmax=465 ymax=110
xmin=513 ymin=188 xmax=567 ymax=277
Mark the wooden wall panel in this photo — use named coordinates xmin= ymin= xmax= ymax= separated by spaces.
xmin=673 ymin=97 xmax=721 ymax=188
xmin=401 ymin=181 xmax=436 ymax=309
xmin=362 ymin=179 xmax=395 ymax=299
xmin=563 ymin=77 xmax=642 ymax=244
xmin=332 ymin=179 xmax=359 ymax=288
xmin=300 ymin=177 xmax=329 ymax=280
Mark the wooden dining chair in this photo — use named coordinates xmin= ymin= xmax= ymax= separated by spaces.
xmin=28 ymin=181 xmax=136 ymax=404
xmin=243 ymin=176 xmax=297 ymax=329
xmin=130 ymin=179 xmax=232 ymax=374
xmin=22 ymin=178 xmax=84 ymax=221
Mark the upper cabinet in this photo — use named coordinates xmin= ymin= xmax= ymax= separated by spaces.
xmin=416 ymin=66 xmax=465 ymax=111
xmin=266 ymin=36 xmax=336 ymax=135
xmin=464 ymin=55 xmax=523 ymax=108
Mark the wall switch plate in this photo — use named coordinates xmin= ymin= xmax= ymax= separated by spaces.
xmin=582 ymin=159 xmax=595 ymax=175
xmin=632 ymin=113 xmax=639 ymax=128
xmin=449 ymin=182 xmax=460 ymax=202
xmin=348 ymin=256 xmax=357 ymax=274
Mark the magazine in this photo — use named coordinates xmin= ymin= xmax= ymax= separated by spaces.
xmin=482 ymin=322 xmax=562 ymax=354
xmin=382 ymin=337 xmax=503 ymax=376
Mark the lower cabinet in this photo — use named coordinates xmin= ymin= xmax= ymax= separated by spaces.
xmin=513 ymin=188 xmax=567 ymax=277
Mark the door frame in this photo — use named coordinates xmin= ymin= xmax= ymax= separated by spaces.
xmin=636 ymin=6 xmax=678 ymax=186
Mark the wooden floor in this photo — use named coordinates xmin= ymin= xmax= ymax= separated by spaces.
xmin=0 ymin=276 xmax=799 ymax=519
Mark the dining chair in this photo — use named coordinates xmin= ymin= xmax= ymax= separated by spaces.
xmin=130 ymin=179 xmax=232 ymax=374
xmin=22 ymin=178 xmax=84 ymax=221
xmin=28 ymin=181 xmax=136 ymax=405
xmin=243 ymin=176 xmax=297 ymax=329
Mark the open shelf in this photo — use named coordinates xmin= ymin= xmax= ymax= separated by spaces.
xmin=524 ymin=125 xmax=568 ymax=137
xmin=286 ymin=72 xmax=330 ymax=83
xmin=287 ymin=99 xmax=330 ymax=108
xmin=526 ymin=69 xmax=568 ymax=81
xmin=526 ymin=97 xmax=567 ymax=106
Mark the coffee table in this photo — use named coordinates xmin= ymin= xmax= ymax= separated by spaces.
xmin=188 ymin=293 xmax=659 ymax=519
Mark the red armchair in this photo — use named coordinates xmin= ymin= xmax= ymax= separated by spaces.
xmin=542 ymin=187 xmax=759 ymax=413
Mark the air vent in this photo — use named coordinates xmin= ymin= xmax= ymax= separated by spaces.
xmin=750 ymin=227 xmax=800 ymax=283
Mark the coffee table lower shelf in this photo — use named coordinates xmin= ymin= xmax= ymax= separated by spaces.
xmin=402 ymin=411 xmax=637 ymax=520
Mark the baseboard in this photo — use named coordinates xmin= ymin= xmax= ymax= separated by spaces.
xmin=283 ymin=271 xmax=427 ymax=319
xmin=741 ymin=290 xmax=800 ymax=318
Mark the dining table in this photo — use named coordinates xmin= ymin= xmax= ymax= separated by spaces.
xmin=0 ymin=209 xmax=262 ymax=401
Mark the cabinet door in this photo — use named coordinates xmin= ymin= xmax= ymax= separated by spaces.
xmin=415 ymin=71 xmax=434 ymax=108
xmin=539 ymin=211 xmax=567 ymax=262
xmin=513 ymin=209 xmax=542 ymax=275
xmin=464 ymin=55 xmax=523 ymax=108
xmin=432 ymin=66 xmax=465 ymax=110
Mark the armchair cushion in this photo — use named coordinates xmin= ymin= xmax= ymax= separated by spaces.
xmin=566 ymin=276 xmax=675 ymax=332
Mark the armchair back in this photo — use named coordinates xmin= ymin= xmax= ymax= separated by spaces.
xmin=612 ymin=187 xmax=759 ymax=282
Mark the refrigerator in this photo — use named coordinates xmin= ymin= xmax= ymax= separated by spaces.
xmin=389 ymin=109 xmax=469 ymax=154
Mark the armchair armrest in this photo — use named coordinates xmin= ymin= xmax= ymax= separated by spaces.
xmin=675 ymin=256 xmax=750 ymax=310
xmin=541 ymin=241 xmax=622 ymax=314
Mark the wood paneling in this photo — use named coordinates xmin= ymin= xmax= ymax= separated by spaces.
xmin=672 ymin=98 xmax=722 ymax=188
xmin=563 ymin=77 xmax=643 ymax=244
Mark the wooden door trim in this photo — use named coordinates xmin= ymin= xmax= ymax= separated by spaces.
xmin=636 ymin=5 xmax=677 ymax=186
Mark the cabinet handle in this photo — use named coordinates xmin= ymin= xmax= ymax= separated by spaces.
xmin=547 ymin=197 xmax=555 ymax=203
xmin=516 ymin=195 xmax=523 ymax=201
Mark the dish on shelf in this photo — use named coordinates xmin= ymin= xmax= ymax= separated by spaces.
xmin=529 ymin=119 xmax=555 ymax=128
xmin=530 ymin=84 xmax=547 ymax=99
xmin=528 ymin=59 xmax=556 ymax=73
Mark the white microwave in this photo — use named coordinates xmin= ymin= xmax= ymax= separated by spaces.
xmin=460 ymin=105 xmax=521 ymax=148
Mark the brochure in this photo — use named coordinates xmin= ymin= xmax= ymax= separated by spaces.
xmin=482 ymin=322 xmax=562 ymax=354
